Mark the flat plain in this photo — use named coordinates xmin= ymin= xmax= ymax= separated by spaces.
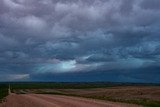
xmin=0 ymin=83 xmax=160 ymax=107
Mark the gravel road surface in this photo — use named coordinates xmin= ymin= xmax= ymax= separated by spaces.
xmin=0 ymin=93 xmax=142 ymax=107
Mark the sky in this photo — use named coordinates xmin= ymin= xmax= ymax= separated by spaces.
xmin=0 ymin=0 xmax=160 ymax=83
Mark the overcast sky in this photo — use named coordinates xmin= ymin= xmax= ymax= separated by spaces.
xmin=0 ymin=0 xmax=160 ymax=83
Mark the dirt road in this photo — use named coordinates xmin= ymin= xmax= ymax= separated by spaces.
xmin=0 ymin=93 xmax=142 ymax=107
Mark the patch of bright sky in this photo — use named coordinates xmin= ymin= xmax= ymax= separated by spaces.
xmin=37 ymin=60 xmax=76 ymax=73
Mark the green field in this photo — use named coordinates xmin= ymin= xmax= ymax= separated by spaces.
xmin=10 ymin=82 xmax=116 ymax=89
xmin=10 ymin=82 xmax=159 ymax=89
xmin=0 ymin=84 xmax=8 ymax=102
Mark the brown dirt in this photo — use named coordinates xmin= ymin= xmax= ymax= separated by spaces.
xmin=0 ymin=93 xmax=142 ymax=107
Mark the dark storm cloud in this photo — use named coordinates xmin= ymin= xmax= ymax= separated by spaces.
xmin=140 ymin=0 xmax=160 ymax=10
xmin=0 ymin=0 xmax=160 ymax=82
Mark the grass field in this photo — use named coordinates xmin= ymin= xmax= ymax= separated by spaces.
xmin=0 ymin=84 xmax=8 ymax=102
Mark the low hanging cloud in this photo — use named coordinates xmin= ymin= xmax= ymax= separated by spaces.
xmin=0 ymin=0 xmax=160 ymax=82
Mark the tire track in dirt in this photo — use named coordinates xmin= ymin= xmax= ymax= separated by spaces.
xmin=0 ymin=94 xmax=143 ymax=107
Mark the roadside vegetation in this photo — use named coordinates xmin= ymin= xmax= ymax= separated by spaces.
xmin=0 ymin=84 xmax=8 ymax=103
xmin=86 ymin=96 xmax=160 ymax=107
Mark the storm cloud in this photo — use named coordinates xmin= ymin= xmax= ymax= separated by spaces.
xmin=0 ymin=0 xmax=160 ymax=83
